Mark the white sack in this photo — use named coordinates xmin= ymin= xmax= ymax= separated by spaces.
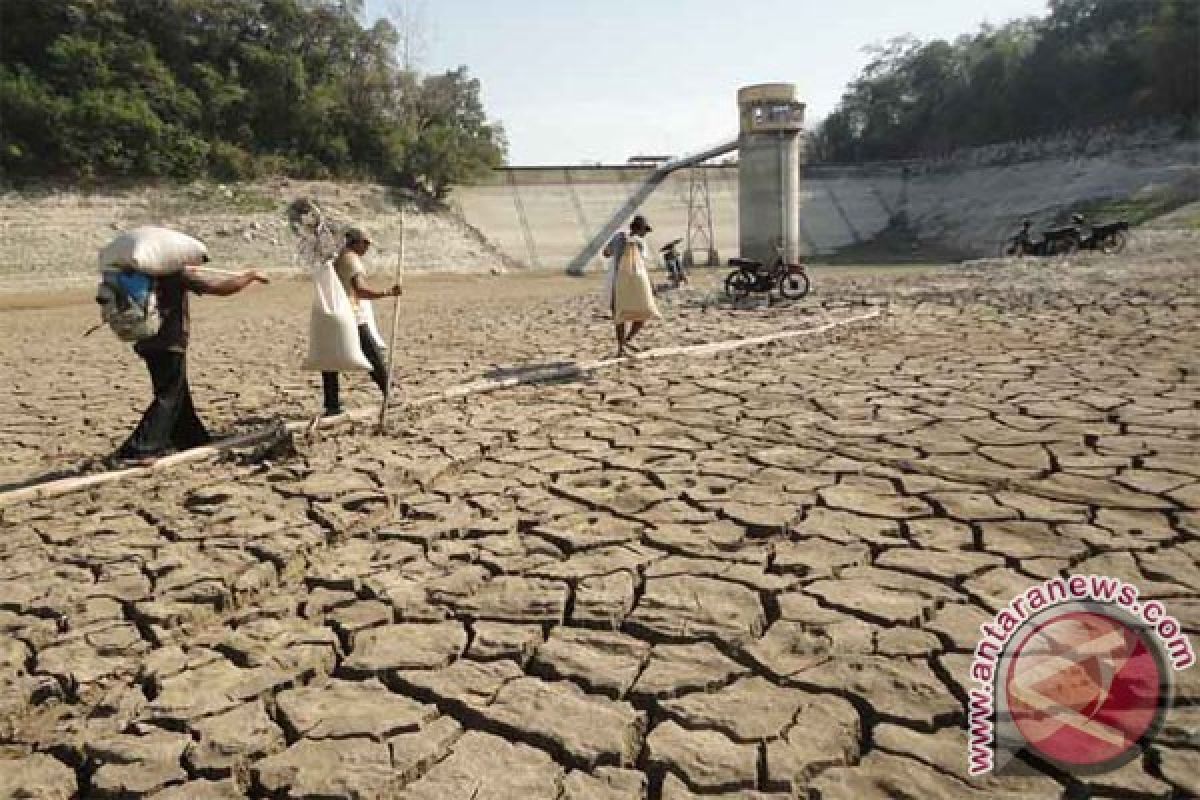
xmin=99 ymin=226 xmax=209 ymax=276
xmin=612 ymin=237 xmax=661 ymax=323
xmin=302 ymin=260 xmax=371 ymax=372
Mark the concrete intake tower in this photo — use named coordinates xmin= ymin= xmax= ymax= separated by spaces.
xmin=557 ymin=82 xmax=807 ymax=274
xmin=736 ymin=83 xmax=806 ymax=266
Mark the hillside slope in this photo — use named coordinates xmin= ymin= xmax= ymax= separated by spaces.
xmin=0 ymin=179 xmax=518 ymax=294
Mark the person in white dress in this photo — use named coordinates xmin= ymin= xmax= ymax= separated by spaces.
xmin=602 ymin=214 xmax=660 ymax=356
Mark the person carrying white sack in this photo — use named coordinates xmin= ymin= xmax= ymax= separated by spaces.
xmin=311 ymin=226 xmax=402 ymax=416
xmin=602 ymin=214 xmax=661 ymax=357
xmin=100 ymin=228 xmax=269 ymax=464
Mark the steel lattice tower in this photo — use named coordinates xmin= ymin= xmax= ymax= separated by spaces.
xmin=684 ymin=166 xmax=719 ymax=267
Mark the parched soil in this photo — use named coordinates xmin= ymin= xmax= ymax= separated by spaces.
xmin=0 ymin=242 xmax=1197 ymax=799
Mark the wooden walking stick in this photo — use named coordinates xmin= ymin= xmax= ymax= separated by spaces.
xmin=377 ymin=205 xmax=405 ymax=433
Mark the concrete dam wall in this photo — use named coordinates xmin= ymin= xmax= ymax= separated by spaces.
xmin=451 ymin=166 xmax=739 ymax=273
xmin=450 ymin=136 xmax=1198 ymax=270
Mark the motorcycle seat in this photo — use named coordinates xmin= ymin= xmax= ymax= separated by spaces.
xmin=728 ymin=257 xmax=762 ymax=269
xmin=1043 ymin=227 xmax=1076 ymax=237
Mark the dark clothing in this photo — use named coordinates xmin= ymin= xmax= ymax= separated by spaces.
xmin=134 ymin=272 xmax=208 ymax=355
xmin=116 ymin=350 xmax=211 ymax=458
xmin=322 ymin=325 xmax=389 ymax=413
xmin=119 ymin=270 xmax=216 ymax=459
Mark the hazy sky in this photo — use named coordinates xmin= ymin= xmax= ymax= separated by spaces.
xmin=364 ymin=0 xmax=1050 ymax=165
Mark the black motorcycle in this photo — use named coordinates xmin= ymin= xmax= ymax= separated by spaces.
xmin=1040 ymin=225 xmax=1081 ymax=256
xmin=1051 ymin=215 xmax=1131 ymax=256
xmin=1079 ymin=220 xmax=1130 ymax=254
xmin=1001 ymin=231 xmax=1047 ymax=257
xmin=725 ymin=251 xmax=810 ymax=300
xmin=660 ymin=238 xmax=687 ymax=287
xmin=1003 ymin=216 xmax=1130 ymax=258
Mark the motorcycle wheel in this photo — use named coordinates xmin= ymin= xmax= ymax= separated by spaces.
xmin=725 ymin=270 xmax=752 ymax=300
xmin=1001 ymin=240 xmax=1018 ymax=257
xmin=778 ymin=271 xmax=810 ymax=300
xmin=1101 ymin=231 xmax=1127 ymax=255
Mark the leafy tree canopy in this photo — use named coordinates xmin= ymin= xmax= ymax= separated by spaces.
xmin=0 ymin=0 xmax=507 ymax=196
xmin=811 ymin=0 xmax=1198 ymax=163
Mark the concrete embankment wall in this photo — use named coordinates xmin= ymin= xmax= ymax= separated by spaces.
xmin=451 ymin=136 xmax=1199 ymax=270
xmin=451 ymin=166 xmax=740 ymax=272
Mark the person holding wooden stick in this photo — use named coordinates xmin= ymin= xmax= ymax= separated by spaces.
xmin=321 ymin=226 xmax=403 ymax=416
xmin=377 ymin=208 xmax=406 ymax=433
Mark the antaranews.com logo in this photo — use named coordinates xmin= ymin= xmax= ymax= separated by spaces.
xmin=967 ymin=574 xmax=1195 ymax=776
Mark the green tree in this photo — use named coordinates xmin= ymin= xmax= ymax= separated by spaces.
xmin=814 ymin=0 xmax=1197 ymax=162
xmin=0 ymin=0 xmax=507 ymax=192
xmin=400 ymin=67 xmax=508 ymax=198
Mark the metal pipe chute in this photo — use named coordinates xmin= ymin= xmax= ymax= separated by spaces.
xmin=566 ymin=137 xmax=739 ymax=275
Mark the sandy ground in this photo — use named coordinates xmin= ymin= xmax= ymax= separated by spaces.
xmin=0 ymin=244 xmax=1198 ymax=798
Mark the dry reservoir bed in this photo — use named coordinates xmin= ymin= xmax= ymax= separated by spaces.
xmin=0 ymin=253 xmax=1197 ymax=799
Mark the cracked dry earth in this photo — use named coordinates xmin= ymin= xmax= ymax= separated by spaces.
xmin=1 ymin=251 xmax=1198 ymax=799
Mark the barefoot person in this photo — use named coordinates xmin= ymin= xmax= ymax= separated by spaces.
xmin=321 ymin=227 xmax=402 ymax=416
xmin=602 ymin=215 xmax=661 ymax=356
xmin=115 ymin=267 xmax=269 ymax=463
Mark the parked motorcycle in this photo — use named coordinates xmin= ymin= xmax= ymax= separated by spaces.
xmin=660 ymin=238 xmax=687 ymax=287
xmin=1040 ymin=224 xmax=1081 ymax=256
xmin=1001 ymin=219 xmax=1047 ymax=257
xmin=1078 ymin=219 xmax=1130 ymax=254
xmin=724 ymin=248 xmax=810 ymax=301
xmin=1002 ymin=236 xmax=1048 ymax=257
xmin=1003 ymin=215 xmax=1130 ymax=258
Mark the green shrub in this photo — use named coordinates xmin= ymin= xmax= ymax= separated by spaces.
xmin=209 ymin=141 xmax=259 ymax=182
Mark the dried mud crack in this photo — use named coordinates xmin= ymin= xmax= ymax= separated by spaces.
xmin=1 ymin=254 xmax=1197 ymax=799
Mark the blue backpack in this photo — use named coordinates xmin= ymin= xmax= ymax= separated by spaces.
xmin=95 ymin=269 xmax=160 ymax=342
